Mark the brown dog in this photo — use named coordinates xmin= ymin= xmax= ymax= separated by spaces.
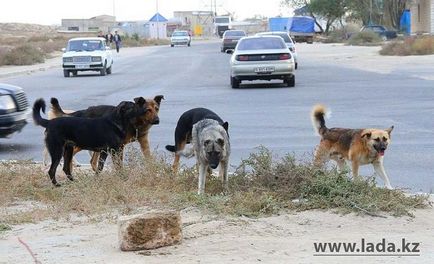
xmin=49 ymin=95 xmax=164 ymax=171
xmin=311 ymin=104 xmax=394 ymax=189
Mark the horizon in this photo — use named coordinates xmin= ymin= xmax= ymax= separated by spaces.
xmin=1 ymin=0 xmax=293 ymax=26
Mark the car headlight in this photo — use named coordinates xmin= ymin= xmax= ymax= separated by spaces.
xmin=63 ymin=57 xmax=73 ymax=63
xmin=0 ymin=95 xmax=16 ymax=111
xmin=91 ymin=56 xmax=102 ymax=62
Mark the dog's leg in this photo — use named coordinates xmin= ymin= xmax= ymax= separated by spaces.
xmin=336 ymin=158 xmax=346 ymax=172
xmin=97 ymin=151 xmax=108 ymax=173
xmin=219 ymin=160 xmax=229 ymax=191
xmin=71 ymin=147 xmax=82 ymax=168
xmin=351 ymin=161 xmax=360 ymax=180
xmin=111 ymin=148 xmax=124 ymax=171
xmin=137 ymin=134 xmax=152 ymax=158
xmin=198 ymin=163 xmax=207 ymax=195
xmin=173 ymin=140 xmax=186 ymax=173
xmin=42 ymin=147 xmax=50 ymax=167
xmin=90 ymin=152 xmax=100 ymax=172
xmin=47 ymin=144 xmax=63 ymax=187
xmin=373 ymin=160 xmax=393 ymax=190
xmin=313 ymin=144 xmax=329 ymax=168
xmin=62 ymin=145 xmax=74 ymax=181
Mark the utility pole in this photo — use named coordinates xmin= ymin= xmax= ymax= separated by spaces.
xmin=156 ymin=0 xmax=160 ymax=39
xmin=113 ymin=0 xmax=115 ymax=17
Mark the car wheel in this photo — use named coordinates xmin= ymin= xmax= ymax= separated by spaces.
xmin=106 ymin=64 xmax=112 ymax=74
xmin=381 ymin=35 xmax=387 ymax=41
xmin=285 ymin=76 xmax=295 ymax=87
xmin=295 ymin=62 xmax=298 ymax=70
xmin=170 ymin=44 xmax=174 ymax=47
xmin=231 ymin=76 xmax=240 ymax=89
xmin=72 ymin=71 xmax=78 ymax=77
xmin=100 ymin=63 xmax=107 ymax=76
xmin=63 ymin=70 xmax=70 ymax=77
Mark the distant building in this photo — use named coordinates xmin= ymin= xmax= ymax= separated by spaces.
xmin=173 ymin=11 xmax=214 ymax=36
xmin=116 ymin=21 xmax=148 ymax=37
xmin=146 ymin=13 xmax=168 ymax=39
xmin=409 ymin=0 xmax=434 ymax=34
xmin=61 ymin=15 xmax=116 ymax=32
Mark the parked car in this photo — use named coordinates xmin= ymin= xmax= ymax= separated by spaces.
xmin=62 ymin=37 xmax=113 ymax=77
xmin=170 ymin=31 xmax=191 ymax=47
xmin=221 ymin=30 xmax=246 ymax=52
xmin=0 ymin=83 xmax=29 ymax=138
xmin=229 ymin=36 xmax=295 ymax=88
xmin=361 ymin=25 xmax=398 ymax=40
xmin=256 ymin=31 xmax=298 ymax=69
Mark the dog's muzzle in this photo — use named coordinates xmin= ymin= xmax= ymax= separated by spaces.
xmin=152 ymin=117 xmax=160 ymax=125
xmin=374 ymin=144 xmax=387 ymax=156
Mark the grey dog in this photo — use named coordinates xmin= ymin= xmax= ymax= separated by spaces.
xmin=180 ymin=119 xmax=231 ymax=194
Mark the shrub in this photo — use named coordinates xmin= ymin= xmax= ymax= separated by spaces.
xmin=0 ymin=148 xmax=428 ymax=224
xmin=347 ymin=30 xmax=382 ymax=46
xmin=380 ymin=36 xmax=434 ymax=56
xmin=1 ymin=44 xmax=45 ymax=65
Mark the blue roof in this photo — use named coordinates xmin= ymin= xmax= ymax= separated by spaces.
xmin=149 ymin=13 xmax=168 ymax=22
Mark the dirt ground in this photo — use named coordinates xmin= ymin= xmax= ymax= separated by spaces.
xmin=1 ymin=201 xmax=433 ymax=264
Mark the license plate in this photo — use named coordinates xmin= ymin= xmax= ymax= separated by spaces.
xmin=76 ymin=65 xmax=89 ymax=69
xmin=254 ymin=66 xmax=275 ymax=73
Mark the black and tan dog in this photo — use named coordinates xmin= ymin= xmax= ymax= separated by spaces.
xmin=33 ymin=98 xmax=148 ymax=186
xmin=311 ymin=104 xmax=394 ymax=189
xmin=165 ymin=108 xmax=229 ymax=172
xmin=47 ymin=95 xmax=164 ymax=171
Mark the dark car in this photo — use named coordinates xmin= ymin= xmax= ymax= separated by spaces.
xmin=221 ymin=30 xmax=246 ymax=52
xmin=361 ymin=25 xmax=398 ymax=40
xmin=0 ymin=83 xmax=29 ymax=138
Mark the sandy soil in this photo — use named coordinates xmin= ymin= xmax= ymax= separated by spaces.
xmin=1 ymin=203 xmax=433 ymax=264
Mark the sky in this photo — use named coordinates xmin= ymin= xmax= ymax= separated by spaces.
xmin=0 ymin=0 xmax=293 ymax=25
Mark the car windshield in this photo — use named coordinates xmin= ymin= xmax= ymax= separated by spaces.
xmin=215 ymin=17 xmax=229 ymax=23
xmin=237 ymin=37 xmax=286 ymax=50
xmin=224 ymin=31 xmax=245 ymax=37
xmin=67 ymin=40 xmax=104 ymax=52
xmin=172 ymin=31 xmax=188 ymax=36
xmin=258 ymin=33 xmax=293 ymax=43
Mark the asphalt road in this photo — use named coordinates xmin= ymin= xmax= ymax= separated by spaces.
xmin=1 ymin=41 xmax=433 ymax=192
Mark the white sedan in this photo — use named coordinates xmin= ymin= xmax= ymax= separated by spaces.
xmin=62 ymin=37 xmax=113 ymax=77
xmin=229 ymin=36 xmax=295 ymax=88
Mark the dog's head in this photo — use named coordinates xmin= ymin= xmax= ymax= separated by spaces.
xmin=201 ymin=122 xmax=229 ymax=169
xmin=115 ymin=101 xmax=149 ymax=127
xmin=133 ymin=95 xmax=164 ymax=127
xmin=361 ymin=126 xmax=394 ymax=156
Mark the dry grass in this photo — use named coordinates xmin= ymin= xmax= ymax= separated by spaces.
xmin=380 ymin=36 xmax=434 ymax=56
xmin=0 ymin=32 xmax=169 ymax=66
xmin=347 ymin=30 xmax=383 ymax=46
xmin=0 ymin=147 xmax=429 ymax=225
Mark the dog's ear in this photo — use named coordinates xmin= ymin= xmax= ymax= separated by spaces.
xmin=133 ymin=97 xmax=146 ymax=107
xmin=361 ymin=131 xmax=372 ymax=139
xmin=222 ymin=122 xmax=229 ymax=132
xmin=154 ymin=95 xmax=164 ymax=105
xmin=116 ymin=101 xmax=129 ymax=115
xmin=385 ymin=125 xmax=394 ymax=136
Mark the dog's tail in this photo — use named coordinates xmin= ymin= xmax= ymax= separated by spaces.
xmin=165 ymin=145 xmax=176 ymax=152
xmin=32 ymin=98 xmax=49 ymax=128
xmin=311 ymin=104 xmax=329 ymax=136
xmin=50 ymin=97 xmax=67 ymax=117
